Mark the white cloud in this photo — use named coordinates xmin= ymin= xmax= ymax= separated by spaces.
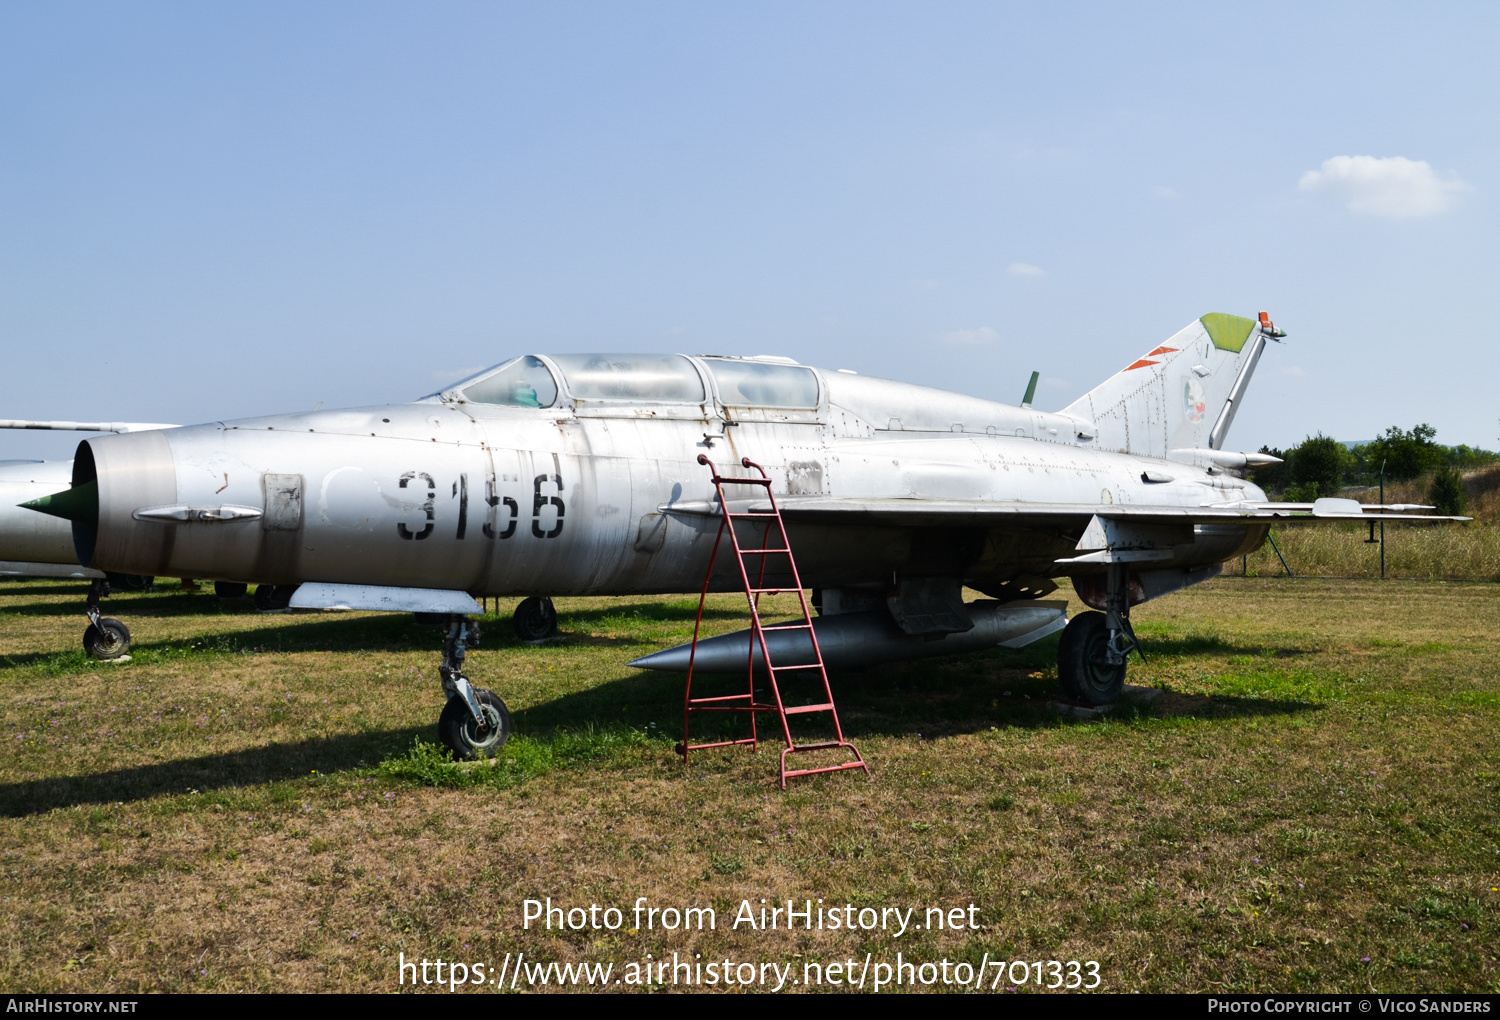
xmin=1298 ymin=155 xmax=1468 ymax=218
xmin=937 ymin=327 xmax=1000 ymax=346
xmin=1006 ymin=262 xmax=1045 ymax=278
xmin=1151 ymin=185 xmax=1177 ymax=199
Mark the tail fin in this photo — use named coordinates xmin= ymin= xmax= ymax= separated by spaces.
xmin=1060 ymin=312 xmax=1278 ymax=457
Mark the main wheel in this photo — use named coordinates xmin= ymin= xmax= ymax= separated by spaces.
xmin=253 ymin=584 xmax=298 ymax=611
xmin=512 ymin=597 xmax=558 ymax=642
xmin=83 ymin=618 xmax=131 ymax=660
xmin=215 ymin=581 xmax=249 ymax=599
xmin=437 ymin=688 xmax=512 ymax=759
xmin=105 ymin=573 xmax=153 ymax=592
xmin=1057 ymin=611 xmax=1126 ymax=706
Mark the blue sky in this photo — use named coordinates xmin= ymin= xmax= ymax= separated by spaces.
xmin=2 ymin=1 xmax=1496 ymax=461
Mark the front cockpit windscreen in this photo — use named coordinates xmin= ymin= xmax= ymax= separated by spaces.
xmin=550 ymin=354 xmax=705 ymax=402
xmin=704 ymin=359 xmax=819 ymax=408
xmin=460 ymin=356 xmax=559 ymax=408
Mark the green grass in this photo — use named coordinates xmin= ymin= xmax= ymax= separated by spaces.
xmin=0 ymin=577 xmax=1497 ymax=992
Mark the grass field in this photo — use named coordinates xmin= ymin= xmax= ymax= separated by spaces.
xmin=1 ymin=577 xmax=1497 ymax=993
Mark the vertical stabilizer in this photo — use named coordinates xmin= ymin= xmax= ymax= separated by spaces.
xmin=1060 ymin=313 xmax=1276 ymax=457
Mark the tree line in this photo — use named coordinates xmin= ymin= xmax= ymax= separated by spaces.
xmin=1251 ymin=425 xmax=1496 ymax=515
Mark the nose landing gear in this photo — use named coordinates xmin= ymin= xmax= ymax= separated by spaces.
xmin=82 ymin=577 xmax=131 ymax=660
xmin=434 ymin=615 xmax=511 ymax=759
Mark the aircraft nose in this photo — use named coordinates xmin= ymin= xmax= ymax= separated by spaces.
xmin=67 ymin=431 xmax=179 ymax=571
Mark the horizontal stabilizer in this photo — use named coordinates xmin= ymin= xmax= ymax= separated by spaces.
xmin=288 ymin=583 xmax=482 ymax=615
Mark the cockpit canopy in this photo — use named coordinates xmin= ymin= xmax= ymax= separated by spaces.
xmin=458 ymin=356 xmax=559 ymax=408
xmin=701 ymin=358 xmax=818 ymax=409
xmin=548 ymin=354 xmax=704 ymax=402
xmin=446 ymin=353 xmax=821 ymax=410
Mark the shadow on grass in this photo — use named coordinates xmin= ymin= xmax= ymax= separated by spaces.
xmin=0 ymin=598 xmax=750 ymax=669
xmin=0 ymin=725 xmax=428 ymax=817
xmin=0 ymin=620 xmax=1323 ymax=812
xmin=508 ymin=635 xmax=1323 ymax=745
xmin=0 ymin=613 xmax=437 ymax=670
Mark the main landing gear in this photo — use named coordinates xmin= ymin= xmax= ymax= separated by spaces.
xmin=433 ymin=615 xmax=512 ymax=759
xmin=511 ymin=596 xmax=558 ymax=642
xmin=82 ymin=577 xmax=131 ymax=660
xmin=1058 ymin=563 xmax=1143 ymax=707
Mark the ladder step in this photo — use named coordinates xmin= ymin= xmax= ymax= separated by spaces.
xmin=736 ymin=547 xmax=790 ymax=555
xmin=749 ymin=587 xmax=796 ymax=594
xmin=688 ymin=693 xmax=755 ymax=704
xmin=782 ymin=760 xmax=869 ymax=781
xmin=761 ymin=622 xmax=812 ymax=631
xmin=783 ymin=703 xmax=835 ymax=715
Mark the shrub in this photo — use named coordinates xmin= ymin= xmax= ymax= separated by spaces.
xmin=1429 ymin=466 xmax=1467 ymax=517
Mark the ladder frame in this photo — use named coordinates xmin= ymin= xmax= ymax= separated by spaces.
xmin=677 ymin=454 xmax=868 ymax=788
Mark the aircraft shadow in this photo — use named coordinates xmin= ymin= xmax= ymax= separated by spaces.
xmin=0 ymin=725 xmax=429 ymax=817
xmin=507 ymin=635 xmax=1321 ymax=745
xmin=0 ymin=599 xmax=766 ymax=668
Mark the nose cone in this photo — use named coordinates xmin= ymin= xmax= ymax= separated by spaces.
xmin=69 ymin=431 xmax=179 ymax=571
xmin=20 ymin=479 xmax=98 ymax=527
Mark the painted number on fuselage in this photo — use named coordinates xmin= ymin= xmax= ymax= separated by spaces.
xmin=483 ymin=478 xmax=519 ymax=540
xmin=395 ymin=468 xmax=563 ymax=541
xmin=397 ymin=471 xmax=435 ymax=540
xmin=532 ymin=473 xmax=565 ymax=539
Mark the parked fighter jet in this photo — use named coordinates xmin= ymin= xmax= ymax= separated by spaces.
xmin=20 ymin=312 xmax=1461 ymax=758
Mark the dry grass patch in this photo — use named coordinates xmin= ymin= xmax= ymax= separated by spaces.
xmin=0 ymin=577 xmax=1497 ymax=992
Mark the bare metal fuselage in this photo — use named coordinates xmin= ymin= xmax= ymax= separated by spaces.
xmin=69 ymin=366 xmax=1268 ymax=597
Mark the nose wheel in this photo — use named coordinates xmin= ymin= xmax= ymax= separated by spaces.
xmin=438 ymin=687 xmax=512 ymax=758
xmin=432 ymin=615 xmax=513 ymax=759
xmin=82 ymin=578 xmax=131 ymax=660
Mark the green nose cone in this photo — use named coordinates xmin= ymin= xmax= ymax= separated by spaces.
xmin=20 ymin=480 xmax=98 ymax=529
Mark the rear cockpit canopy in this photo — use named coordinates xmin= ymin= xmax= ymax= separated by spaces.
xmin=548 ymin=354 xmax=704 ymax=403
xmin=700 ymin=357 xmax=819 ymax=409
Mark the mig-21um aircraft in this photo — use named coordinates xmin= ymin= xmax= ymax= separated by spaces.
xmin=20 ymin=312 xmax=1462 ymax=760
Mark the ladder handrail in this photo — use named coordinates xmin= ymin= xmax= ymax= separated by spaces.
xmin=678 ymin=454 xmax=867 ymax=787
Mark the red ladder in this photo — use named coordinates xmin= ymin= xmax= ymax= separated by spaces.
xmin=677 ymin=455 xmax=868 ymax=788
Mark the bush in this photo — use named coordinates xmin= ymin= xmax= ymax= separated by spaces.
xmin=1288 ymin=434 xmax=1349 ymax=499
xmin=1429 ymin=466 xmax=1467 ymax=517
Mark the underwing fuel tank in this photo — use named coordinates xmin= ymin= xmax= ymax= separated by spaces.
xmin=628 ymin=599 xmax=1068 ymax=673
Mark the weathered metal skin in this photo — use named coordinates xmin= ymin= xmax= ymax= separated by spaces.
xmin=0 ymin=461 xmax=80 ymax=565
xmin=67 ymin=355 xmax=1266 ymax=597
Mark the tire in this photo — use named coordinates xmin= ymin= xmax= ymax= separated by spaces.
xmin=512 ymin=597 xmax=558 ymax=642
xmin=105 ymin=573 xmax=153 ymax=592
xmin=214 ymin=581 xmax=249 ymax=599
xmin=437 ymin=687 xmax=512 ymax=759
xmin=1057 ymin=611 xmax=1126 ymax=706
xmin=83 ymin=618 xmax=131 ymax=659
